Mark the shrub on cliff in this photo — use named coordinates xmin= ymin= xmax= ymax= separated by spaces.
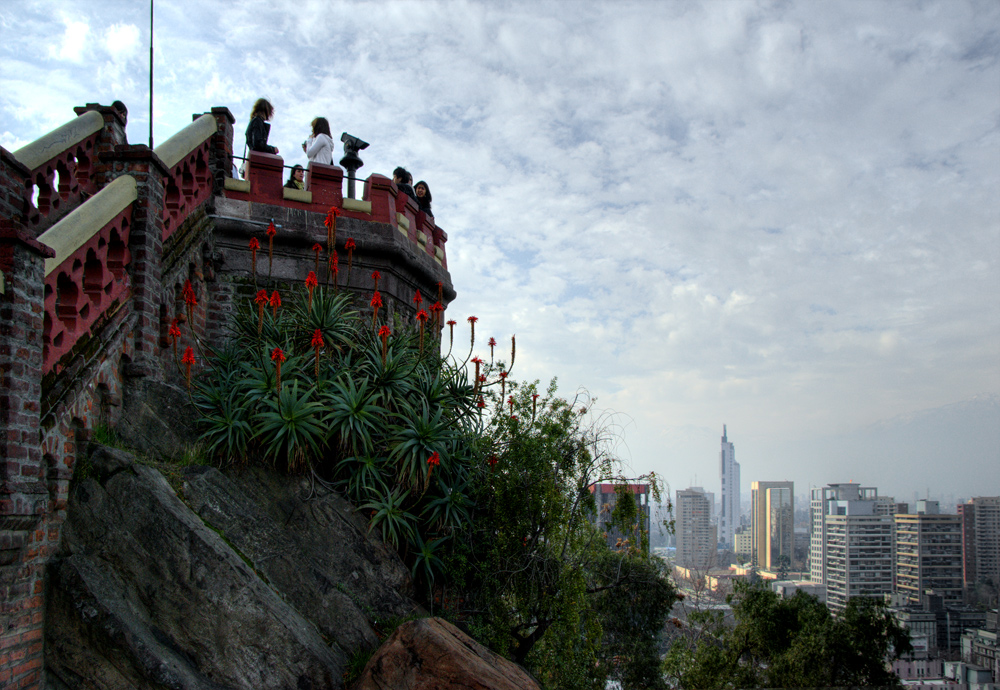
xmin=184 ymin=279 xmax=678 ymax=689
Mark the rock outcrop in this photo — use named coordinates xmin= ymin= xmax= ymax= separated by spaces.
xmin=45 ymin=445 xmax=420 ymax=690
xmin=353 ymin=617 xmax=541 ymax=690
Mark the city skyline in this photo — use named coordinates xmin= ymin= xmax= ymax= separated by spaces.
xmin=0 ymin=1 xmax=997 ymax=499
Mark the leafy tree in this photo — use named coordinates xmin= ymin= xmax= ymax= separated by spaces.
xmin=450 ymin=379 xmax=678 ymax=689
xmin=662 ymin=579 xmax=912 ymax=689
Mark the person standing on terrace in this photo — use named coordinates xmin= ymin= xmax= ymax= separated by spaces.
xmin=303 ymin=117 xmax=334 ymax=166
xmin=246 ymin=98 xmax=279 ymax=155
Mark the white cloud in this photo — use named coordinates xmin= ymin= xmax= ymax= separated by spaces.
xmin=0 ymin=0 xmax=996 ymax=499
xmin=50 ymin=15 xmax=89 ymax=63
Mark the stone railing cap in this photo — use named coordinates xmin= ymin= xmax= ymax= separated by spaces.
xmin=12 ymin=110 xmax=104 ymax=172
xmin=154 ymin=113 xmax=216 ymax=170
xmin=38 ymin=175 xmax=137 ymax=276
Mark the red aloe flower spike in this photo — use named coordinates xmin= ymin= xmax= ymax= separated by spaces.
xmin=487 ymin=453 xmax=498 ymax=469
xmin=370 ymin=290 xmax=383 ymax=327
xmin=168 ymin=319 xmax=182 ymax=359
xmin=248 ymin=237 xmax=260 ymax=279
xmin=184 ymin=281 xmax=198 ymax=327
xmin=413 ymin=291 xmax=423 ymax=305
xmin=372 ymin=270 xmax=381 ymax=291
xmin=329 ymin=251 xmax=339 ymax=290
xmin=378 ymin=324 xmax=391 ymax=365
xmin=430 ymin=301 xmax=444 ymax=331
xmin=269 ymin=290 xmax=281 ymax=318
xmin=510 ymin=334 xmax=516 ymax=370
xmin=446 ymin=319 xmax=456 ymax=348
xmin=488 ymin=337 xmax=497 ymax=360
xmin=266 ymin=220 xmax=277 ymax=279
xmin=508 ymin=396 xmax=514 ymax=413
xmin=324 ymin=206 xmax=340 ymax=253
xmin=467 ymin=316 xmax=478 ymax=348
xmin=427 ymin=451 xmax=441 ymax=477
xmin=532 ymin=393 xmax=539 ymax=420
xmin=345 ymin=238 xmax=356 ymax=285
xmin=254 ymin=289 xmax=268 ymax=334
xmin=477 ymin=396 xmax=486 ymax=409
xmin=312 ymin=243 xmax=322 ymax=274
xmin=499 ymin=370 xmax=508 ymax=400
xmin=471 ymin=356 xmax=483 ymax=392
xmin=270 ymin=347 xmax=286 ymax=392
xmin=416 ymin=309 xmax=429 ymax=354
xmin=311 ymin=329 xmax=324 ymax=378
xmin=305 ymin=271 xmax=318 ymax=311
xmin=181 ymin=346 xmax=196 ymax=389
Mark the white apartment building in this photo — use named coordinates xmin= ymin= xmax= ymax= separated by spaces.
xmin=810 ymin=483 xmax=895 ymax=612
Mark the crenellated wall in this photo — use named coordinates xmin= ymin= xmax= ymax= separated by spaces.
xmin=0 ymin=101 xmax=456 ymax=690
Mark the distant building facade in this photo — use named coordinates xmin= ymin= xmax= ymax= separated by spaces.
xmin=718 ymin=425 xmax=740 ymax=549
xmin=675 ymin=487 xmax=717 ymax=569
xmin=810 ymin=483 xmax=895 ymax=612
xmin=750 ymin=480 xmax=794 ymax=572
xmin=895 ymin=500 xmax=963 ymax=606
xmin=591 ymin=483 xmax=651 ymax=553
xmin=958 ymin=497 xmax=1000 ymax=590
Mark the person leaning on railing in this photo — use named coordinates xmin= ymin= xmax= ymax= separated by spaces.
xmin=285 ymin=164 xmax=305 ymax=190
xmin=241 ymin=98 xmax=279 ymax=177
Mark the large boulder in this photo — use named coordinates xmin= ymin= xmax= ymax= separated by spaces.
xmin=180 ymin=464 xmax=419 ymax=653
xmin=352 ymin=617 xmax=540 ymax=690
xmin=45 ymin=445 xmax=419 ymax=689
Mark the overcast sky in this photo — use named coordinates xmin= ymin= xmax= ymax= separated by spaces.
xmin=2 ymin=0 xmax=997 ymax=506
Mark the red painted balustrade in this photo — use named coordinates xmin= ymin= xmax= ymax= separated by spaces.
xmin=225 ymin=151 xmax=447 ymax=269
xmin=155 ymin=114 xmax=216 ymax=242
xmin=39 ymin=175 xmax=136 ymax=374
xmin=12 ymin=110 xmax=105 ymax=233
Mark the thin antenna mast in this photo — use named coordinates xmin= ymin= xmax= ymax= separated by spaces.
xmin=149 ymin=0 xmax=154 ymax=148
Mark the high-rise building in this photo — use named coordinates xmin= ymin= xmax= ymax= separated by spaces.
xmin=591 ymin=483 xmax=652 ymax=554
xmin=750 ymin=481 xmax=794 ymax=571
xmin=810 ymin=483 xmax=895 ymax=612
xmin=719 ymin=425 xmax=740 ymax=549
xmin=894 ymin=500 xmax=963 ymax=606
xmin=958 ymin=497 xmax=1000 ymax=589
xmin=675 ymin=487 xmax=717 ymax=569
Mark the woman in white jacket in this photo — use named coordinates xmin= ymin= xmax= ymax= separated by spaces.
xmin=303 ymin=117 xmax=335 ymax=166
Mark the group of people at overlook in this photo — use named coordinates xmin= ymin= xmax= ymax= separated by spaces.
xmin=243 ymin=97 xmax=434 ymax=216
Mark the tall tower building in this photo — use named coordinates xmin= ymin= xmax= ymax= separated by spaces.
xmin=750 ymin=481 xmax=794 ymax=571
xmin=894 ymin=500 xmax=963 ymax=606
xmin=719 ymin=425 xmax=740 ymax=549
xmin=958 ymin=497 xmax=1000 ymax=589
xmin=810 ymin=483 xmax=895 ymax=612
xmin=675 ymin=487 xmax=718 ymax=569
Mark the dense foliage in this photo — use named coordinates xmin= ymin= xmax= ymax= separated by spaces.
xmin=187 ymin=281 xmax=679 ymax=689
xmin=662 ymin=579 xmax=912 ymax=689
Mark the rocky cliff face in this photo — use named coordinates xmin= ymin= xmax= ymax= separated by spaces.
xmin=45 ymin=445 xmax=420 ymax=690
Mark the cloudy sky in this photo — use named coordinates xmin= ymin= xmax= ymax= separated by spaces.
xmin=2 ymin=0 xmax=997 ymax=506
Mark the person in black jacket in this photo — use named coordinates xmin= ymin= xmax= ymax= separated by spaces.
xmin=414 ymin=180 xmax=433 ymax=217
xmin=393 ymin=167 xmax=417 ymax=203
xmin=246 ymin=98 xmax=279 ymax=155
